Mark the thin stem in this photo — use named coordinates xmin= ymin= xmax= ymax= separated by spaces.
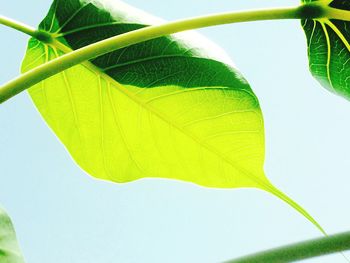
xmin=0 ymin=2 xmax=341 ymax=103
xmin=226 ymin=231 xmax=350 ymax=263
xmin=0 ymin=15 xmax=48 ymax=40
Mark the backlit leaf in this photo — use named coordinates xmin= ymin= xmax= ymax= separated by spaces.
xmin=22 ymin=0 xmax=321 ymax=228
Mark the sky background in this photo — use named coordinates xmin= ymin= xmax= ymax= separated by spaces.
xmin=1 ymin=0 xmax=350 ymax=262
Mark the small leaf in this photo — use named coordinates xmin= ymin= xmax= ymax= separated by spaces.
xmin=0 ymin=207 xmax=25 ymax=263
xmin=22 ymin=0 xmax=321 ymax=228
xmin=302 ymin=0 xmax=350 ymax=99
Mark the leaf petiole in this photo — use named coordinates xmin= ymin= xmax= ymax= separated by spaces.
xmin=0 ymin=15 xmax=51 ymax=41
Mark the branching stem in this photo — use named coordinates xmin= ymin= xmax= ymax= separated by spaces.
xmin=0 ymin=2 xmax=349 ymax=103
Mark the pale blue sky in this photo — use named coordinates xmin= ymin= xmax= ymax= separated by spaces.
xmin=1 ymin=0 xmax=350 ymax=262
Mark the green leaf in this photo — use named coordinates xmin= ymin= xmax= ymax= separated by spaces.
xmin=22 ymin=0 xmax=322 ymax=229
xmin=302 ymin=0 xmax=350 ymax=99
xmin=0 ymin=207 xmax=25 ymax=263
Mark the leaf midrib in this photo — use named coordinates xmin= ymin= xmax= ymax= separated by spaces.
xmin=47 ymin=37 xmax=269 ymax=190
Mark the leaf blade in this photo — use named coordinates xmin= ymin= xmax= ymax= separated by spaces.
xmin=22 ymin=0 xmax=323 ymax=229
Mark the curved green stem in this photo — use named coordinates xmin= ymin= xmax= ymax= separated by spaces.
xmin=226 ymin=231 xmax=350 ymax=263
xmin=0 ymin=2 xmax=346 ymax=103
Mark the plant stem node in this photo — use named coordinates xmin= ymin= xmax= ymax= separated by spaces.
xmin=34 ymin=30 xmax=53 ymax=43
xmin=297 ymin=3 xmax=325 ymax=19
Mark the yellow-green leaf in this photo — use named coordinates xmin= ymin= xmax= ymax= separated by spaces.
xmin=22 ymin=0 xmax=322 ymax=230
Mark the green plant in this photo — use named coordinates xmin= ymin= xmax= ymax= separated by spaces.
xmin=0 ymin=0 xmax=349 ymax=262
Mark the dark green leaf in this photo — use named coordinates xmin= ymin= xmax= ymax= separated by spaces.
xmin=302 ymin=0 xmax=350 ymax=99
